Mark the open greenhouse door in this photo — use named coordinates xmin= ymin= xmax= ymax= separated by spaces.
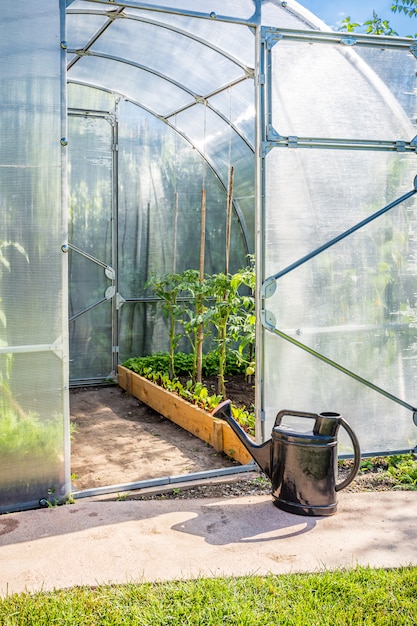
xmin=258 ymin=27 xmax=417 ymax=456
xmin=68 ymin=112 xmax=118 ymax=385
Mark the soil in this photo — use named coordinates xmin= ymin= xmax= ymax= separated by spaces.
xmin=70 ymin=373 xmax=254 ymax=492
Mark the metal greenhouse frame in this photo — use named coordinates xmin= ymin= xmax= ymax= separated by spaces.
xmin=1 ymin=0 xmax=417 ymax=512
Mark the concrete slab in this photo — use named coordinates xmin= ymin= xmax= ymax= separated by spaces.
xmin=0 ymin=491 xmax=416 ymax=596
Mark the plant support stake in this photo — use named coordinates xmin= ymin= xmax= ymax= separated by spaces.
xmin=196 ymin=188 xmax=206 ymax=383
xmin=225 ymin=165 xmax=234 ymax=275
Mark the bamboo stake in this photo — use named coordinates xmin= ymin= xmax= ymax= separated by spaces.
xmin=173 ymin=190 xmax=178 ymax=274
xmin=200 ymin=189 xmax=206 ymax=281
xmin=196 ymin=188 xmax=206 ymax=383
xmin=225 ymin=165 xmax=234 ymax=275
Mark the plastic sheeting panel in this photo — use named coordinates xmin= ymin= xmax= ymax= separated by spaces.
xmin=0 ymin=2 xmax=70 ymax=512
xmin=260 ymin=29 xmax=417 ymax=455
xmin=68 ymin=114 xmax=114 ymax=381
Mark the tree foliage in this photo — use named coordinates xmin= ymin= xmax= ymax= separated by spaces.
xmin=338 ymin=2 xmax=417 ymax=36
xmin=391 ymin=1 xmax=417 ymax=17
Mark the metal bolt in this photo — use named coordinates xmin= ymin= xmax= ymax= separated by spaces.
xmin=60 ymin=41 xmax=67 ymax=49
xmin=281 ymin=1 xmax=288 ymax=6
xmin=209 ymin=11 xmax=217 ymax=18
xmin=61 ymin=244 xmax=69 ymax=253
xmin=60 ymin=138 xmax=68 ymax=146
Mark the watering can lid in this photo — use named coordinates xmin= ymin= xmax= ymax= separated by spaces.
xmin=272 ymin=424 xmax=336 ymax=444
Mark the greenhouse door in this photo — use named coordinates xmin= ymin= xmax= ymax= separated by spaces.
xmin=258 ymin=27 xmax=417 ymax=455
xmin=68 ymin=111 xmax=118 ymax=385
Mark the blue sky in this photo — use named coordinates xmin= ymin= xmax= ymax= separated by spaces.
xmin=299 ymin=1 xmax=417 ymax=36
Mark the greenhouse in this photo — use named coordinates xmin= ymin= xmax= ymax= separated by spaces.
xmin=1 ymin=0 xmax=417 ymax=513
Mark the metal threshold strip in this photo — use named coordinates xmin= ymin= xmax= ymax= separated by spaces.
xmin=73 ymin=462 xmax=257 ymax=499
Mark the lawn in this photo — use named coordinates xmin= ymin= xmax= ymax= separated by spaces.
xmin=1 ymin=566 xmax=416 ymax=625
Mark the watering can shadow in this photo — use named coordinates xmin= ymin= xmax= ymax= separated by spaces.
xmin=212 ymin=400 xmax=361 ymax=517
xmin=171 ymin=499 xmax=317 ymax=545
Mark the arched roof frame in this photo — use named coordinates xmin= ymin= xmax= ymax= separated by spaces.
xmin=66 ymin=1 xmax=258 ymax=254
xmin=67 ymin=0 xmax=258 ymax=252
xmin=68 ymin=79 xmax=253 ymax=253
xmin=66 ymin=6 xmax=255 ymax=126
xmin=67 ymin=8 xmax=255 ymax=72
xmin=68 ymin=47 xmax=253 ymax=136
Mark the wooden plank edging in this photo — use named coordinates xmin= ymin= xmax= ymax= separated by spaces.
xmin=118 ymin=365 xmax=253 ymax=465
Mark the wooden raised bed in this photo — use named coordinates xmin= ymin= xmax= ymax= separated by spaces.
xmin=118 ymin=365 xmax=253 ymax=465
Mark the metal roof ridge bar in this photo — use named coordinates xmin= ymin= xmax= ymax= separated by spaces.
xmin=79 ymin=0 xmax=260 ymax=26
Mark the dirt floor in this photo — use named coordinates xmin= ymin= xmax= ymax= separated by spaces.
xmin=70 ymin=375 xmax=255 ymax=492
xmin=69 ymin=377 xmax=407 ymax=499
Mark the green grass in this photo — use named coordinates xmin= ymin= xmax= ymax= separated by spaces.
xmin=1 ymin=567 xmax=417 ymax=625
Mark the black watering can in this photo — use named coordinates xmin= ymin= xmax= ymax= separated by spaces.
xmin=212 ymin=401 xmax=361 ymax=516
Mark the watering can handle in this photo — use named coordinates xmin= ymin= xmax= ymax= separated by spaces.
xmin=274 ymin=409 xmax=319 ymax=427
xmin=335 ymin=417 xmax=361 ymax=492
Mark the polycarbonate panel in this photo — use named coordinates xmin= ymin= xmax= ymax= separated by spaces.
xmin=264 ymin=153 xmax=417 ymax=419
xmin=262 ymin=335 xmax=415 ymax=455
xmin=68 ymin=83 xmax=116 ymax=114
xmin=69 ymin=303 xmax=113 ymax=379
xmin=173 ymin=102 xmax=255 ymax=248
xmin=270 ymin=40 xmax=414 ymax=141
xmin=66 ymin=12 xmax=109 ymax=49
xmin=174 ymin=104 xmax=248 ymax=184
xmin=70 ymin=56 xmax=192 ymax=116
xmin=68 ymin=114 xmax=114 ymax=382
xmin=0 ymin=2 xmax=69 ymax=512
xmin=89 ymin=19 xmax=245 ymax=96
xmin=119 ymin=302 xmax=168 ymax=361
xmin=123 ymin=9 xmax=257 ymax=66
xmin=209 ymin=81 xmax=256 ymax=146
xmin=356 ymin=47 xmax=417 ymax=130
xmin=264 ymin=150 xmax=414 ymax=271
xmin=117 ymin=101 xmax=248 ymax=293
xmin=263 ymin=1 xmax=329 ymax=30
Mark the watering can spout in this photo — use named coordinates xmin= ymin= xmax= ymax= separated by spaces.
xmin=212 ymin=400 xmax=272 ymax=479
